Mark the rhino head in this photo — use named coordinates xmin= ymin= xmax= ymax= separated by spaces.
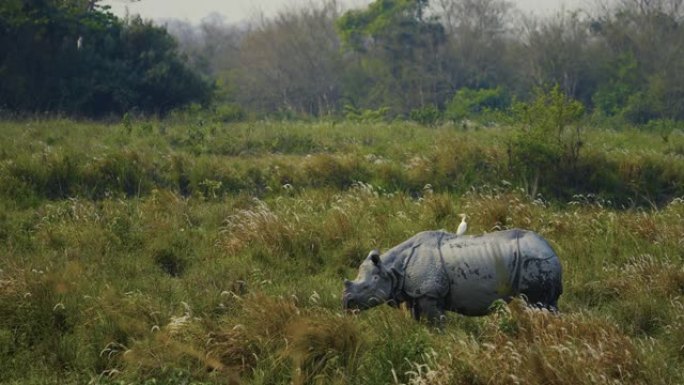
xmin=343 ymin=250 xmax=398 ymax=311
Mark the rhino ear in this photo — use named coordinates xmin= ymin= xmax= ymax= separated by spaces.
xmin=369 ymin=250 xmax=381 ymax=265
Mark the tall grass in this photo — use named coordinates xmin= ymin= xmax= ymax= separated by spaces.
xmin=2 ymin=119 xmax=683 ymax=206
xmin=0 ymin=119 xmax=683 ymax=384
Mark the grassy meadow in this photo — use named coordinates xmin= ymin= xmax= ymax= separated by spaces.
xmin=1 ymin=118 xmax=683 ymax=384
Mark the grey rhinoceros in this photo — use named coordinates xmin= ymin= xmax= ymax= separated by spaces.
xmin=343 ymin=229 xmax=562 ymax=323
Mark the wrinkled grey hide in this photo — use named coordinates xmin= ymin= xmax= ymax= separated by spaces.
xmin=343 ymin=229 xmax=562 ymax=323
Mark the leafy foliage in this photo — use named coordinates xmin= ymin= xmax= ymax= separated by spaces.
xmin=343 ymin=104 xmax=390 ymax=122
xmin=409 ymin=105 xmax=440 ymax=126
xmin=336 ymin=0 xmax=446 ymax=114
xmin=151 ymin=0 xmax=684 ymax=125
xmin=509 ymin=85 xmax=585 ymax=198
xmin=445 ymin=87 xmax=510 ymax=121
xmin=0 ymin=0 xmax=212 ymax=117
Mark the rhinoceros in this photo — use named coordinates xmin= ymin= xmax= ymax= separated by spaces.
xmin=343 ymin=229 xmax=562 ymax=323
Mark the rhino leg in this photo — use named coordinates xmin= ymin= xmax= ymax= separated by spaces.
xmin=412 ymin=297 xmax=446 ymax=327
xmin=407 ymin=299 xmax=420 ymax=321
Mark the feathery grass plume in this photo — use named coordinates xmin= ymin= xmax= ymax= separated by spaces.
xmin=419 ymin=192 xmax=455 ymax=229
xmin=445 ymin=298 xmax=648 ymax=385
xmin=592 ymin=254 xmax=684 ymax=336
xmin=220 ymin=197 xmax=305 ymax=258
xmin=97 ymin=294 xmax=225 ymax=382
xmin=603 ymin=254 xmax=684 ymax=299
xmin=218 ymin=188 xmax=395 ymax=269
xmin=663 ymin=298 xmax=684 ymax=358
xmin=394 ymin=348 xmax=478 ymax=385
xmin=463 ymin=191 xmax=534 ymax=231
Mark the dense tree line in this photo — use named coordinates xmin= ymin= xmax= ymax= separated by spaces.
xmin=2 ymin=0 xmax=683 ymax=123
xmin=168 ymin=0 xmax=684 ymax=124
xmin=0 ymin=0 xmax=212 ymax=117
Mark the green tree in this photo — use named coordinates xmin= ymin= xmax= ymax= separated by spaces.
xmin=590 ymin=0 xmax=684 ymax=123
xmin=592 ymin=53 xmax=640 ymax=116
xmin=336 ymin=0 xmax=447 ymax=115
xmin=114 ymin=16 xmax=213 ymax=115
xmin=509 ymin=85 xmax=585 ymax=198
xmin=0 ymin=0 xmax=212 ymax=117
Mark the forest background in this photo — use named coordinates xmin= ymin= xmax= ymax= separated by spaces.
xmin=2 ymin=0 xmax=684 ymax=127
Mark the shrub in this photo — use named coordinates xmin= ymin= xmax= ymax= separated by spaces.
xmin=508 ymin=85 xmax=585 ymax=198
xmin=445 ymin=87 xmax=510 ymax=121
xmin=409 ymin=105 xmax=441 ymax=126
xmin=214 ymin=103 xmax=245 ymax=123
xmin=343 ymin=104 xmax=390 ymax=122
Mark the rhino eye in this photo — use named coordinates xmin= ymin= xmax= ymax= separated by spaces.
xmin=373 ymin=275 xmax=379 ymax=281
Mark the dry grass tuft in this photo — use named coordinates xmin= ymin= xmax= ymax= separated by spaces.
xmin=0 ymin=268 xmax=26 ymax=297
xmin=117 ymin=297 xmax=286 ymax=381
xmin=285 ymin=316 xmax=364 ymax=385
xmin=406 ymin=299 xmax=648 ymax=385
xmin=206 ymin=324 xmax=258 ymax=374
xmin=421 ymin=192 xmax=456 ymax=228
xmin=302 ymin=154 xmax=367 ymax=189
xmin=395 ymin=299 xmax=649 ymax=385
xmin=663 ymin=298 xmax=684 ymax=359
xmin=220 ymin=198 xmax=305 ymax=257
xmin=602 ymin=254 xmax=684 ymax=298
xmin=204 ymin=294 xmax=302 ymax=375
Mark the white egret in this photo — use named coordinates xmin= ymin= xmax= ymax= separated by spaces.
xmin=456 ymin=213 xmax=467 ymax=236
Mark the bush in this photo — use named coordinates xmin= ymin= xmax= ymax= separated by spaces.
xmin=445 ymin=87 xmax=510 ymax=121
xmin=343 ymin=104 xmax=390 ymax=122
xmin=643 ymin=119 xmax=680 ymax=142
xmin=622 ymin=91 xmax=661 ymax=124
xmin=509 ymin=85 xmax=585 ymax=198
xmin=0 ymin=4 xmax=213 ymax=118
xmin=214 ymin=103 xmax=245 ymax=123
xmin=409 ymin=105 xmax=441 ymax=126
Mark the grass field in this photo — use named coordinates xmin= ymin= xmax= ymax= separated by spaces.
xmin=1 ymin=118 xmax=683 ymax=384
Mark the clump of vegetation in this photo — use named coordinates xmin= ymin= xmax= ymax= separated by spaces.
xmin=410 ymin=105 xmax=441 ymax=126
xmin=509 ymin=85 xmax=585 ymax=198
xmin=343 ymin=105 xmax=391 ymax=123
xmin=0 ymin=1 xmax=212 ymax=117
xmin=2 ymin=118 xmax=683 ymax=207
xmin=445 ymin=87 xmax=510 ymax=122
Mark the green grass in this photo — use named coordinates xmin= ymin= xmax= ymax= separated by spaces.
xmin=0 ymin=118 xmax=683 ymax=384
